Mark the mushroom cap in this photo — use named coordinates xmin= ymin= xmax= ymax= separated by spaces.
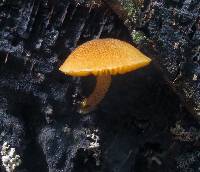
xmin=59 ymin=38 xmax=151 ymax=76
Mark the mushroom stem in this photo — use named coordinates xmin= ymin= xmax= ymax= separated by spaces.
xmin=78 ymin=74 xmax=112 ymax=114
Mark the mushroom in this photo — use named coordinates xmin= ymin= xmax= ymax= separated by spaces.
xmin=59 ymin=38 xmax=151 ymax=114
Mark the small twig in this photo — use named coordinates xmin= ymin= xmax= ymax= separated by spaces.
xmin=4 ymin=53 xmax=9 ymax=64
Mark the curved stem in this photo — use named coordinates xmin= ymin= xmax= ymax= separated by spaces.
xmin=78 ymin=74 xmax=112 ymax=114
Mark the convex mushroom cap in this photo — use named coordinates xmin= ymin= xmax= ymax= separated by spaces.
xmin=59 ymin=38 xmax=151 ymax=76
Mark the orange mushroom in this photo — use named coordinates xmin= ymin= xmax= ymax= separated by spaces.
xmin=59 ymin=38 xmax=151 ymax=114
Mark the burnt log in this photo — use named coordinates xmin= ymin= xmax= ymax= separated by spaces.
xmin=106 ymin=0 xmax=200 ymax=119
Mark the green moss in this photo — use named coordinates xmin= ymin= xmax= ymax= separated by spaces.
xmin=105 ymin=0 xmax=144 ymax=44
xmin=120 ymin=0 xmax=139 ymax=17
xmin=108 ymin=0 xmax=141 ymax=27
xmin=131 ymin=30 xmax=146 ymax=43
